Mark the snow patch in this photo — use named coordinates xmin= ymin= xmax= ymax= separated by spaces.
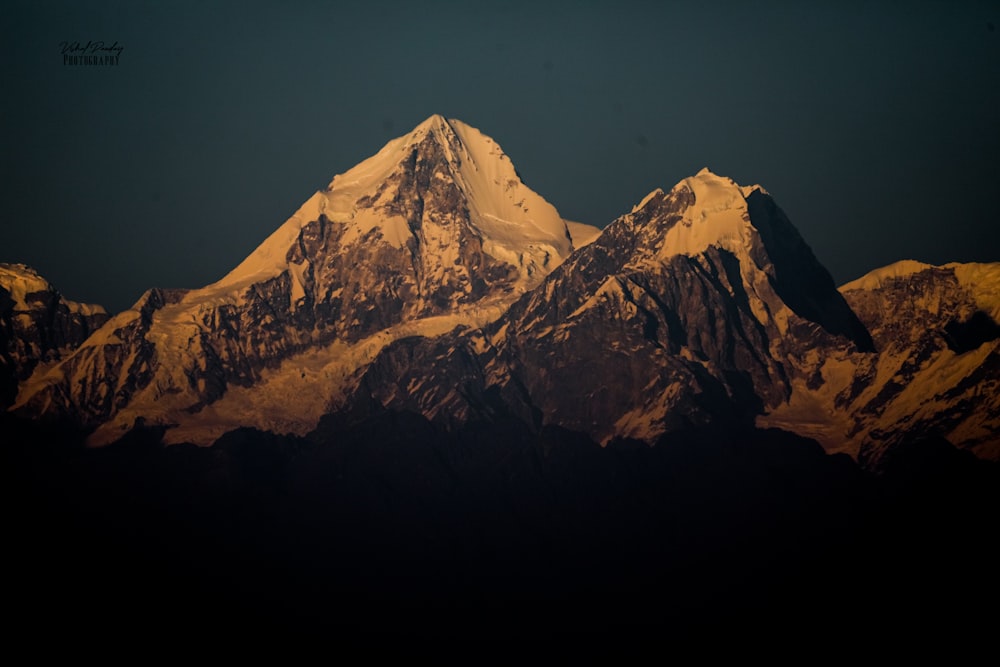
xmin=288 ymin=261 xmax=308 ymax=310
xmin=565 ymin=220 xmax=603 ymax=248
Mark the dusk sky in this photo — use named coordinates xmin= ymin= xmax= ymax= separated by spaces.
xmin=3 ymin=0 xmax=998 ymax=313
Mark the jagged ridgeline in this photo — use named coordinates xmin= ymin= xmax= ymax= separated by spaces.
xmin=5 ymin=116 xmax=999 ymax=464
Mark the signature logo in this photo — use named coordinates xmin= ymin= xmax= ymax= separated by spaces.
xmin=61 ymin=41 xmax=124 ymax=65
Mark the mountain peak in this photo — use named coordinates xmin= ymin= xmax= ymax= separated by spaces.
xmin=218 ymin=116 xmax=573 ymax=291
xmin=410 ymin=113 xmax=456 ymax=138
xmin=16 ymin=116 xmax=582 ymax=444
xmin=629 ymin=170 xmax=767 ymax=225
xmin=839 ymin=259 xmax=935 ymax=292
xmin=416 ymin=112 xmax=449 ymax=126
xmin=620 ymin=170 xmax=776 ymax=261
xmin=0 ymin=263 xmax=106 ymax=316
xmin=391 ymin=115 xmax=463 ymax=159
xmin=683 ymin=168 xmax=767 ymax=200
xmin=0 ymin=263 xmax=50 ymax=305
xmin=629 ymin=170 xmax=757 ymax=260
xmin=680 ymin=169 xmax=744 ymax=209
xmin=1 ymin=264 xmax=109 ymax=408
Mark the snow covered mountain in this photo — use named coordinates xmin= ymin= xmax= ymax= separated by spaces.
xmin=6 ymin=119 xmax=997 ymax=465
xmin=342 ymin=168 xmax=876 ymax=445
xmin=761 ymin=260 xmax=1000 ymax=463
xmin=326 ymin=169 xmax=998 ymax=461
xmin=0 ymin=264 xmax=108 ymax=409
xmin=12 ymin=115 xmax=597 ymax=445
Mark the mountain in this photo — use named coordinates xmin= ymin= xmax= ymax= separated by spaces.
xmin=341 ymin=168 xmax=877 ymax=445
xmin=7 ymin=119 xmax=998 ymax=464
xmin=0 ymin=264 xmax=108 ymax=409
xmin=313 ymin=168 xmax=999 ymax=462
xmin=12 ymin=115 xmax=598 ymax=445
xmin=844 ymin=262 xmax=998 ymax=460
xmin=757 ymin=260 xmax=1000 ymax=462
xmin=842 ymin=262 xmax=1000 ymax=461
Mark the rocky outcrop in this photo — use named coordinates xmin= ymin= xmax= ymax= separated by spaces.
xmin=0 ymin=264 xmax=108 ymax=408
xmin=838 ymin=262 xmax=1000 ymax=462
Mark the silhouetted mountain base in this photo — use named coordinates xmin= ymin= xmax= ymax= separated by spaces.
xmin=3 ymin=413 xmax=997 ymax=640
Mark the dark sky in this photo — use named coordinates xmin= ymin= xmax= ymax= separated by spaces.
xmin=3 ymin=0 xmax=998 ymax=313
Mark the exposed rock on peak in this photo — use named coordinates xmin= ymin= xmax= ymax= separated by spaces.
xmin=0 ymin=264 xmax=109 ymax=408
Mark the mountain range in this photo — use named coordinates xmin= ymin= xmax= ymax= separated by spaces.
xmin=3 ymin=115 xmax=998 ymax=637
xmin=5 ymin=115 xmax=997 ymax=465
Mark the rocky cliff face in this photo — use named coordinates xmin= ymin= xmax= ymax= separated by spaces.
xmin=0 ymin=264 xmax=109 ymax=409
xmin=754 ymin=260 xmax=1000 ymax=462
xmin=839 ymin=262 xmax=1000 ymax=463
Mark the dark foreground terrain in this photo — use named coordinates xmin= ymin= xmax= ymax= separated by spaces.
xmin=4 ymin=412 xmax=998 ymax=642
